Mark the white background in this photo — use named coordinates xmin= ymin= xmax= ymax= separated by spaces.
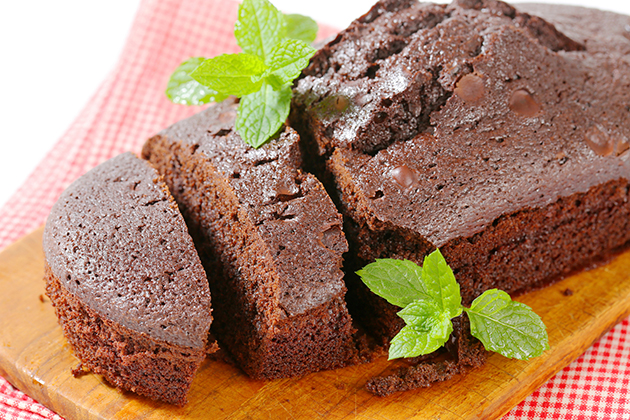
xmin=1 ymin=0 xmax=630 ymax=209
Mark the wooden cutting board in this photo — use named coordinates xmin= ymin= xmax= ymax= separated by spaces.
xmin=1 ymin=227 xmax=630 ymax=420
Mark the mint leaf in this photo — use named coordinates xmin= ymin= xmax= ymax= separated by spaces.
xmin=265 ymin=39 xmax=316 ymax=86
xmin=357 ymin=259 xmax=429 ymax=308
xmin=236 ymin=82 xmax=291 ymax=148
xmin=421 ymin=249 xmax=462 ymax=319
xmin=284 ymin=13 xmax=318 ymax=44
xmin=235 ymin=0 xmax=284 ymax=63
xmin=166 ymin=57 xmax=228 ymax=105
xmin=389 ymin=312 xmax=453 ymax=360
xmin=190 ymin=53 xmax=266 ymax=97
xmin=465 ymin=289 xmax=549 ymax=360
xmin=397 ymin=299 xmax=442 ymax=328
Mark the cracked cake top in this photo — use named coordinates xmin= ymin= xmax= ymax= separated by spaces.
xmin=294 ymin=0 xmax=630 ymax=245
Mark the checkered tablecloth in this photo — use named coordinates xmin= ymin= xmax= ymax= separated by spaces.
xmin=1 ymin=0 xmax=629 ymax=418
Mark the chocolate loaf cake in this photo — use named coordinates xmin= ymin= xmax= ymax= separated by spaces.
xmin=43 ymin=152 xmax=214 ymax=406
xmin=142 ymin=98 xmax=357 ymax=379
xmin=292 ymin=0 xmax=630 ymax=342
xmin=42 ymin=0 xmax=630 ymax=403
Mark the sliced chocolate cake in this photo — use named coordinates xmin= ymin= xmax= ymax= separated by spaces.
xmin=43 ymin=152 xmax=214 ymax=406
xmin=142 ymin=98 xmax=357 ymax=379
xmin=42 ymin=0 xmax=630 ymax=403
xmin=292 ymin=0 xmax=630 ymax=343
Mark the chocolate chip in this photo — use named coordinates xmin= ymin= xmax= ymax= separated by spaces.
xmin=391 ymin=165 xmax=418 ymax=189
xmin=616 ymin=136 xmax=630 ymax=156
xmin=454 ymin=74 xmax=485 ymax=102
xmin=334 ymin=96 xmax=350 ymax=112
xmin=585 ymin=126 xmax=614 ymax=157
xmin=509 ymin=89 xmax=541 ymax=117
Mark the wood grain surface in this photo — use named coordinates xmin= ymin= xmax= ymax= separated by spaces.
xmin=1 ymin=227 xmax=630 ymax=420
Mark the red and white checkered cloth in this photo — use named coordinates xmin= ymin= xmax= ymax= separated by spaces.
xmin=1 ymin=0 xmax=629 ymax=418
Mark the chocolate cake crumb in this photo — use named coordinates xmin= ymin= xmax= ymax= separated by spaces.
xmin=71 ymin=363 xmax=90 ymax=378
xmin=366 ymin=316 xmax=486 ymax=396
xmin=367 ymin=360 xmax=459 ymax=397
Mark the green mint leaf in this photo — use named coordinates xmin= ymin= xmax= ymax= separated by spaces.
xmin=235 ymin=0 xmax=284 ymax=63
xmin=284 ymin=13 xmax=318 ymax=44
xmin=356 ymin=259 xmax=429 ymax=308
xmin=236 ymin=82 xmax=291 ymax=148
xmin=265 ymin=39 xmax=316 ymax=85
xmin=389 ymin=312 xmax=453 ymax=360
xmin=166 ymin=57 xmax=228 ymax=105
xmin=465 ymin=289 xmax=549 ymax=360
xmin=397 ymin=299 xmax=441 ymax=328
xmin=190 ymin=53 xmax=266 ymax=98
xmin=264 ymin=73 xmax=286 ymax=91
xmin=421 ymin=249 xmax=462 ymax=319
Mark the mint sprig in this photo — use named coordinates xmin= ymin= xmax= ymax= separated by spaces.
xmin=165 ymin=0 xmax=317 ymax=148
xmin=265 ymin=39 xmax=317 ymax=86
xmin=357 ymin=259 xmax=427 ymax=308
xmin=389 ymin=302 xmax=453 ymax=359
xmin=357 ymin=249 xmax=549 ymax=361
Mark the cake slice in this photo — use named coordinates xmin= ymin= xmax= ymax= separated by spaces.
xmin=142 ymin=98 xmax=356 ymax=379
xmin=293 ymin=0 xmax=630 ymax=345
xmin=43 ymin=152 xmax=214 ymax=406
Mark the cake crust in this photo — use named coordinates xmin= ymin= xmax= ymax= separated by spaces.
xmin=43 ymin=152 xmax=213 ymax=405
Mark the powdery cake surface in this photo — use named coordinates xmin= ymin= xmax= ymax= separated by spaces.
xmin=295 ymin=0 xmax=630 ymax=243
